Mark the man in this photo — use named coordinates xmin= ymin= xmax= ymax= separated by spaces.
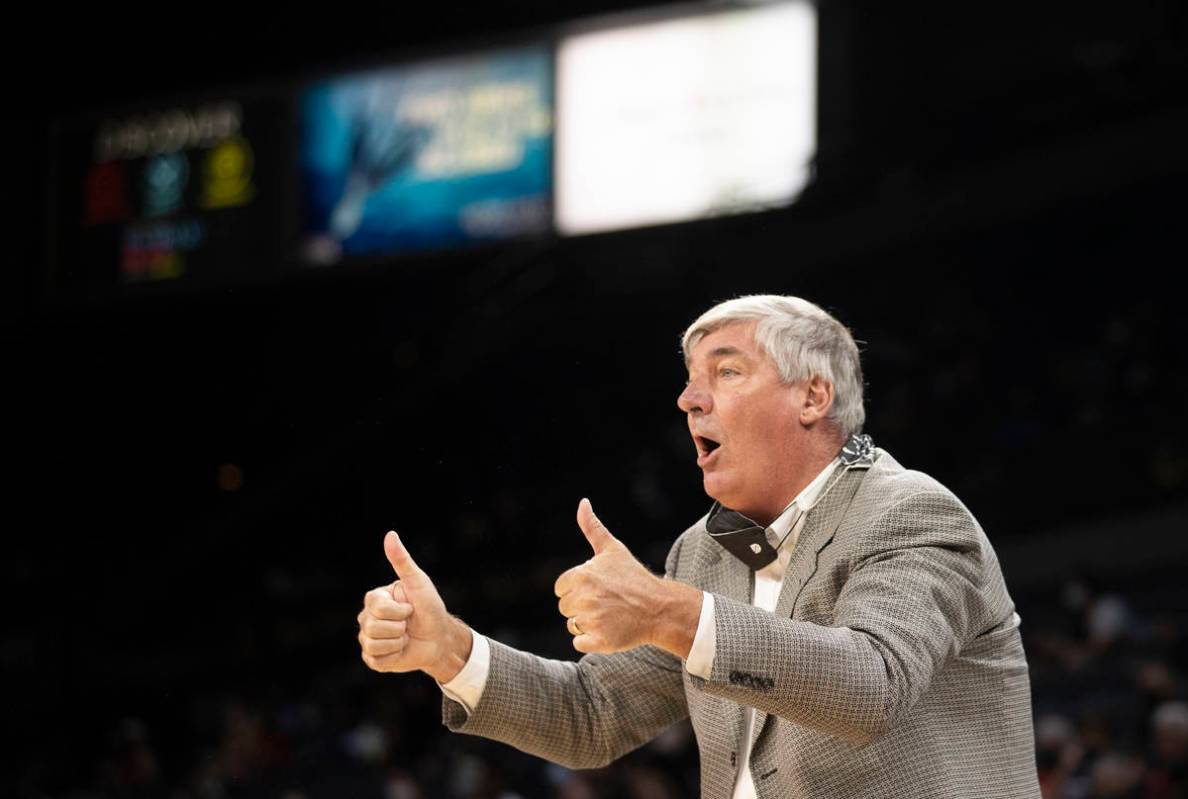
xmin=357 ymin=295 xmax=1041 ymax=797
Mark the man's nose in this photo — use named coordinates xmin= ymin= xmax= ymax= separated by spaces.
xmin=677 ymin=381 xmax=710 ymax=414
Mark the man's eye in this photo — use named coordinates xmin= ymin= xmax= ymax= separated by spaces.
xmin=719 ymin=367 xmax=737 ymax=377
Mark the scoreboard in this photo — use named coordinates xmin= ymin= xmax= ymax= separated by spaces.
xmin=52 ymin=94 xmax=298 ymax=295
xmin=47 ymin=0 xmax=817 ymax=298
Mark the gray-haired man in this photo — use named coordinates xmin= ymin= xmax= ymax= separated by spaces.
xmin=357 ymin=295 xmax=1040 ymax=798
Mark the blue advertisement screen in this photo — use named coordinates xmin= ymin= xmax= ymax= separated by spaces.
xmin=300 ymin=47 xmax=553 ymax=262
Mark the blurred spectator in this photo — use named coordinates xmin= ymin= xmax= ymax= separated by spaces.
xmin=1088 ymin=751 xmax=1145 ymax=799
xmin=1147 ymin=702 xmax=1188 ymax=798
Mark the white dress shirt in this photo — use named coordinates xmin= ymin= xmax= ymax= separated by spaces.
xmin=440 ymin=457 xmax=841 ymax=799
xmin=686 ymin=458 xmax=840 ymax=798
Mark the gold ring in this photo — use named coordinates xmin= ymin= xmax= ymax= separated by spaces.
xmin=570 ymin=617 xmax=583 ymax=636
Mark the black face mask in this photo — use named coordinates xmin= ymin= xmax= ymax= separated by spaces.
xmin=705 ymin=433 xmax=875 ymax=571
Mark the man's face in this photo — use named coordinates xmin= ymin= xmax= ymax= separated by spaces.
xmin=677 ymin=322 xmax=808 ymax=522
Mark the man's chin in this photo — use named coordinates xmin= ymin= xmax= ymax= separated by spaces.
xmin=703 ymin=477 xmax=763 ymax=518
xmin=701 ymin=474 xmax=735 ymax=508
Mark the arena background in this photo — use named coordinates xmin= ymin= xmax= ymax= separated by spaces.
xmin=7 ymin=3 xmax=1188 ymax=797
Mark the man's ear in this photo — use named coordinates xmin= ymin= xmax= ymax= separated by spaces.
xmin=799 ymin=376 xmax=835 ymax=425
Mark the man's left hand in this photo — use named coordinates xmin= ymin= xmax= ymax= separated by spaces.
xmin=554 ymin=498 xmax=670 ymax=654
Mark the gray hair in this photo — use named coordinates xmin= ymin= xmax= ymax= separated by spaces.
xmin=681 ymin=295 xmax=865 ymax=438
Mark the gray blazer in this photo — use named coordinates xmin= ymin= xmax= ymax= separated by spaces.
xmin=444 ymin=449 xmax=1041 ymax=798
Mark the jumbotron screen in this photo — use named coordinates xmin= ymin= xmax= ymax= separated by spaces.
xmin=299 ymin=47 xmax=553 ymax=263
xmin=555 ymin=1 xmax=817 ymax=235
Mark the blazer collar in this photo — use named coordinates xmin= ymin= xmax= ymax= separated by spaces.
xmin=692 ymin=445 xmax=880 ymax=605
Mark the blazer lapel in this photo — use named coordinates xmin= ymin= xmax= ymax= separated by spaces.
xmin=749 ymin=459 xmax=875 ymax=750
xmin=776 ymin=464 xmax=869 ymax=619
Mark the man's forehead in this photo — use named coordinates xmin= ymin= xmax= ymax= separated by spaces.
xmin=686 ymin=322 xmax=762 ymax=366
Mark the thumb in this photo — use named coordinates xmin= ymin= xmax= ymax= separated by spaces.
xmin=577 ymin=498 xmax=618 ymax=555
xmin=384 ymin=530 xmax=426 ymax=587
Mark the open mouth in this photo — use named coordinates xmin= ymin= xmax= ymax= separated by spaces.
xmin=695 ymin=435 xmax=722 ymax=459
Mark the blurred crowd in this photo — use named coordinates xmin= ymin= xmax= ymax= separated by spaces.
xmin=1029 ymin=577 xmax=1187 ymax=799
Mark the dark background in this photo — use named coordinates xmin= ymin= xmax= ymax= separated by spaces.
xmin=7 ymin=2 xmax=1188 ymax=797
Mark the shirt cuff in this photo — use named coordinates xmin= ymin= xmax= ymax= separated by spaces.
xmin=684 ymin=590 xmax=716 ymax=679
xmin=438 ymin=628 xmax=490 ymax=714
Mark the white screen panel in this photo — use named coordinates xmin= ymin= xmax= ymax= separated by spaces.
xmin=556 ymin=1 xmax=817 ymax=235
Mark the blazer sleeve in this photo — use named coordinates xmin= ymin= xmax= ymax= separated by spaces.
xmin=441 ymin=532 xmax=693 ymax=768
xmin=690 ymin=488 xmax=1006 ymax=746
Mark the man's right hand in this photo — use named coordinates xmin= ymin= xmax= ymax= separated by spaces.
xmin=357 ymin=531 xmax=473 ymax=684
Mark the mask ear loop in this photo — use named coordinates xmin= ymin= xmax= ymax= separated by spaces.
xmin=771 ymin=433 xmax=874 ymax=551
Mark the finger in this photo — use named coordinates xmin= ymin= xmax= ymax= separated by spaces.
xmin=554 ymin=566 xmax=580 ymax=598
xmin=361 ymin=635 xmax=408 ymax=657
xmin=362 ymin=618 xmax=407 ymax=639
xmin=384 ymin=531 xmax=426 ymax=587
xmin=365 ymin=586 xmax=393 ymax=607
xmin=370 ymin=599 xmax=414 ymax=621
xmin=362 ymin=650 xmax=410 ymax=673
xmin=577 ymin=498 xmax=617 ymax=555
xmin=572 ymin=632 xmax=605 ymax=654
xmin=558 ymin=593 xmax=580 ymax=619
xmin=392 ymin=581 xmax=408 ymax=604
xmin=366 ymin=585 xmax=405 ymax=613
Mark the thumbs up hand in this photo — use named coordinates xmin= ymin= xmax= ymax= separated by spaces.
xmin=357 ymin=531 xmax=472 ymax=683
xmin=554 ymin=499 xmax=671 ymax=654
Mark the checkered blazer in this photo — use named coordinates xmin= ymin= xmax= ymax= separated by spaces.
xmin=443 ymin=449 xmax=1041 ymax=798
